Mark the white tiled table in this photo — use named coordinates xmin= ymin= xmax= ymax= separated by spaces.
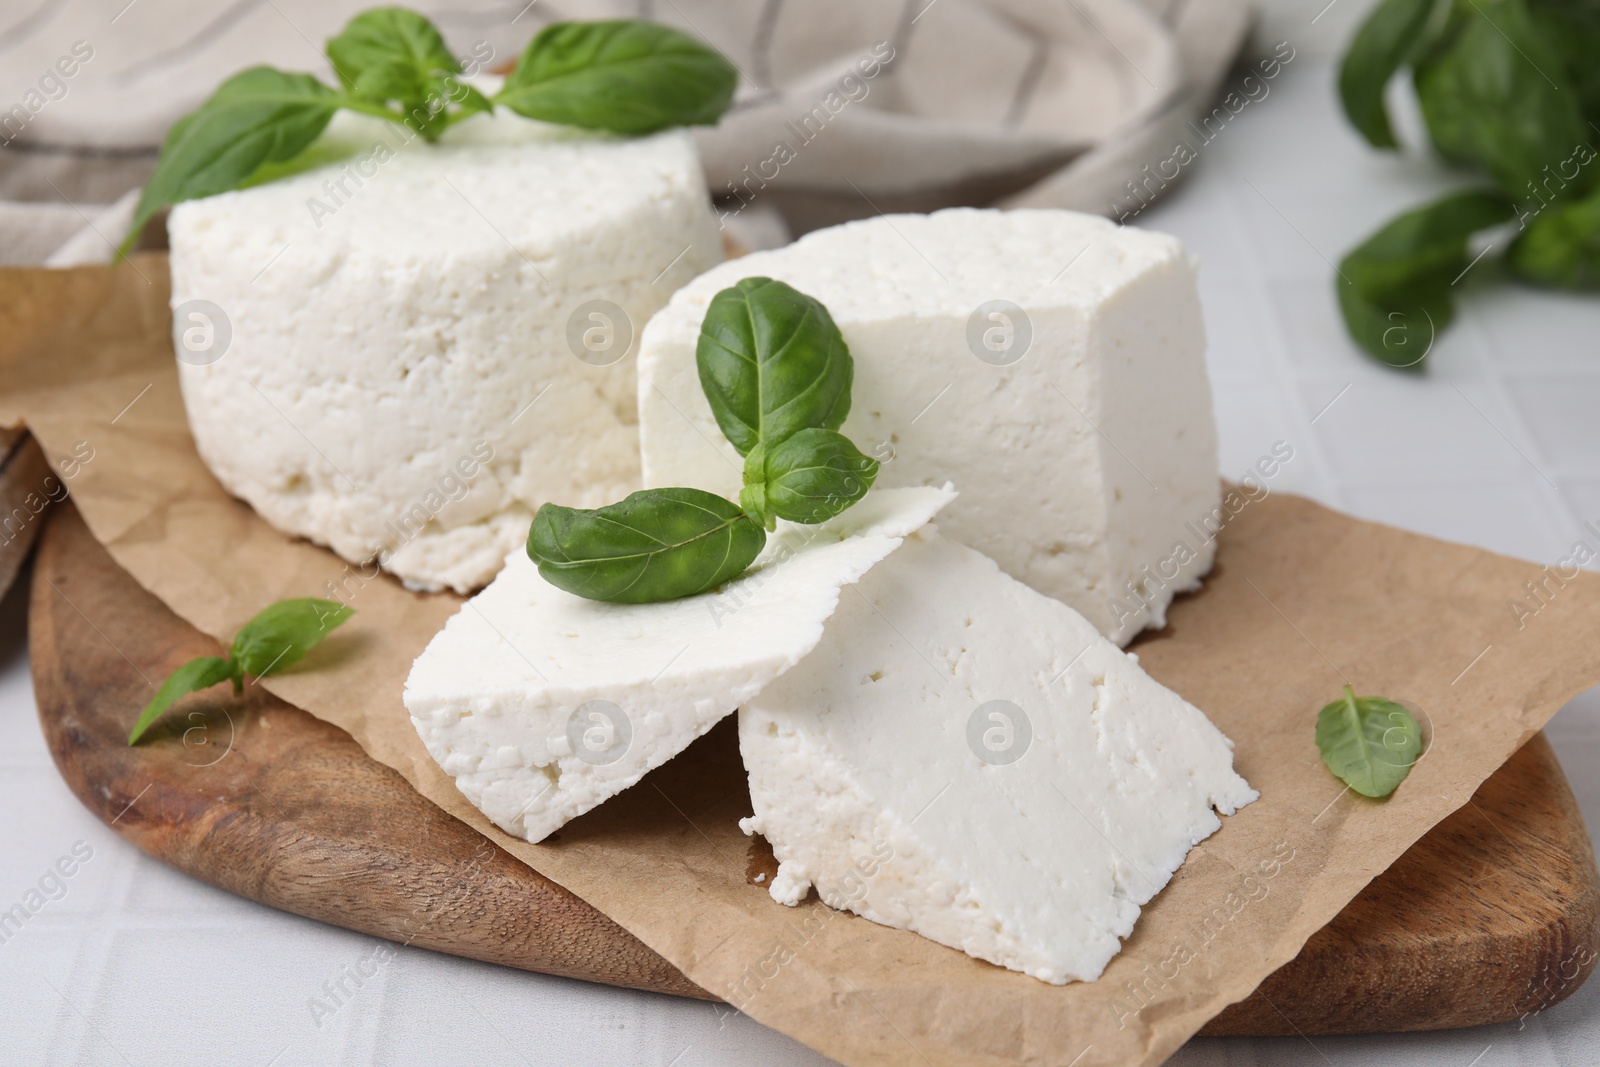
xmin=3 ymin=58 xmax=1598 ymax=1067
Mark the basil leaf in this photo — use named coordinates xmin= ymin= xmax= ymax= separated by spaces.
xmin=1413 ymin=0 xmax=1590 ymax=196
xmin=129 ymin=656 xmax=238 ymax=745
xmin=496 ymin=20 xmax=737 ymax=134
xmin=326 ymin=7 xmax=487 ymax=141
xmin=1315 ymin=685 xmax=1422 ymax=798
xmin=1527 ymin=0 xmax=1600 ymax=118
xmin=121 ymin=67 xmax=340 ymax=256
xmin=1509 ymin=185 xmax=1600 ymax=287
xmin=1336 ymin=283 xmax=1454 ymax=368
xmin=1343 ymin=189 xmax=1514 ymax=291
xmin=1339 ymin=0 xmax=1440 ymax=149
xmin=229 ymin=597 xmax=354 ymax=677
xmin=697 ymin=277 xmax=854 ymax=458
xmin=742 ymin=428 xmax=879 ymax=528
xmin=528 ymin=488 xmax=766 ymax=603
xmin=1337 ymin=189 xmax=1514 ymax=366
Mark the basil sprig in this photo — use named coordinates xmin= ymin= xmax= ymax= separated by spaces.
xmin=527 ymin=279 xmax=879 ymax=604
xmin=129 ymin=598 xmax=353 ymax=744
xmin=698 ymin=277 xmax=874 ymax=529
xmin=1335 ymin=0 xmax=1600 ymax=366
xmin=1314 ymin=686 xmax=1423 ymax=798
xmin=328 ymin=7 xmax=493 ymax=138
xmin=119 ymin=8 xmax=738 ymax=255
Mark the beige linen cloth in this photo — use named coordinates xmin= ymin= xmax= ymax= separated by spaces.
xmin=0 ymin=0 xmax=1249 ymax=263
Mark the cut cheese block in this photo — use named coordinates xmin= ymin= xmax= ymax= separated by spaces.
xmin=637 ymin=207 xmax=1219 ymax=644
xmin=739 ymin=526 xmax=1256 ymax=984
xmin=170 ymin=98 xmax=722 ymax=593
xmin=405 ymin=487 xmax=955 ymax=843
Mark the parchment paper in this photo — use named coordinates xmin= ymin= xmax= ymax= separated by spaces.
xmin=5 ymin=259 xmax=1600 ymax=1067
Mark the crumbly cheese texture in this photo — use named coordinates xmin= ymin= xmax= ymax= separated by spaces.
xmin=405 ymin=487 xmax=955 ymax=843
xmin=739 ymin=528 xmax=1256 ymax=984
xmin=637 ymin=207 xmax=1219 ymax=644
xmin=170 ymin=105 xmax=722 ymax=593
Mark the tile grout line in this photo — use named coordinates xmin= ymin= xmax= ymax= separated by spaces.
xmin=1453 ymin=299 xmax=1590 ymax=538
xmin=1208 ymin=156 xmax=1351 ymax=512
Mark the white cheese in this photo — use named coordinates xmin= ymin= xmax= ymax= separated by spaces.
xmin=405 ymin=486 xmax=955 ymax=843
xmin=739 ymin=527 xmax=1256 ymax=984
xmin=170 ymin=105 xmax=722 ymax=593
xmin=637 ymin=207 xmax=1220 ymax=644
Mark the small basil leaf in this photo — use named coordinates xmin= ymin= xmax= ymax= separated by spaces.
xmin=528 ymin=488 xmax=766 ymax=603
xmin=230 ymin=597 xmax=354 ymax=677
xmin=1339 ymin=0 xmax=1440 ymax=149
xmin=1413 ymin=0 xmax=1591 ymax=197
xmin=753 ymin=428 xmax=879 ymax=526
xmin=129 ymin=656 xmax=238 ymax=745
xmin=1508 ymin=186 xmax=1600 ymax=288
xmin=697 ymin=277 xmax=854 ymax=458
xmin=121 ymin=67 xmax=339 ymax=255
xmin=326 ymin=7 xmax=481 ymax=140
xmin=496 ymin=20 xmax=737 ymax=134
xmin=1315 ymin=685 xmax=1423 ymax=798
xmin=1336 ymin=189 xmax=1514 ymax=366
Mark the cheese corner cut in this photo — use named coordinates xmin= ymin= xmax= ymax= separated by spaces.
xmin=638 ymin=207 xmax=1220 ymax=644
xmin=404 ymin=487 xmax=955 ymax=843
xmin=738 ymin=528 xmax=1256 ymax=984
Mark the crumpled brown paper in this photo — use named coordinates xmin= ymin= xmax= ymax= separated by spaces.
xmin=4 ymin=259 xmax=1599 ymax=1067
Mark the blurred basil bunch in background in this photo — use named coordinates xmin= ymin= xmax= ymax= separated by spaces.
xmin=1335 ymin=0 xmax=1600 ymax=367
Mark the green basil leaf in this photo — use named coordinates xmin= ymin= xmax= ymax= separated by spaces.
xmin=129 ymin=656 xmax=238 ymax=745
xmin=1343 ymin=189 xmax=1514 ymax=289
xmin=1413 ymin=0 xmax=1590 ymax=196
xmin=742 ymin=427 xmax=879 ymax=527
xmin=229 ymin=597 xmax=354 ymax=677
xmin=1527 ymin=0 xmax=1600 ymax=118
xmin=327 ymin=7 xmax=459 ymax=93
xmin=1315 ymin=685 xmax=1423 ymax=798
xmin=528 ymin=487 xmax=766 ymax=603
xmin=121 ymin=67 xmax=340 ymax=255
xmin=495 ymin=20 xmax=737 ymax=134
xmin=697 ymin=277 xmax=854 ymax=458
xmin=1509 ymin=184 xmax=1600 ymax=287
xmin=1339 ymin=0 xmax=1440 ymax=148
xmin=1336 ymin=281 xmax=1455 ymax=368
xmin=1336 ymin=189 xmax=1514 ymax=366
xmin=326 ymin=7 xmax=484 ymax=140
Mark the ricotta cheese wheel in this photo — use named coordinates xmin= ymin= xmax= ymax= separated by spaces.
xmin=170 ymin=108 xmax=722 ymax=592
xmin=738 ymin=525 xmax=1257 ymax=985
xmin=637 ymin=207 xmax=1219 ymax=644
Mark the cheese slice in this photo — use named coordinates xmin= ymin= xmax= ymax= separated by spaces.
xmin=739 ymin=526 xmax=1256 ymax=984
xmin=405 ymin=486 xmax=956 ymax=843
xmin=637 ymin=207 xmax=1220 ymax=644
xmin=170 ymin=94 xmax=722 ymax=594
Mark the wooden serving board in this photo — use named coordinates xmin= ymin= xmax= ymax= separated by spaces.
xmin=31 ymin=503 xmax=1600 ymax=1038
